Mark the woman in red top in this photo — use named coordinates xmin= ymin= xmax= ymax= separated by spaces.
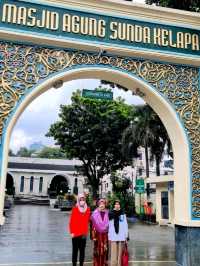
xmin=69 ymin=193 xmax=90 ymax=266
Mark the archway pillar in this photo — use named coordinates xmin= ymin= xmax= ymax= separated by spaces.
xmin=0 ymin=64 xmax=196 ymax=225
xmin=0 ymin=186 xmax=5 ymax=226
xmin=175 ymin=226 xmax=200 ymax=265
xmin=0 ymin=0 xmax=199 ymax=262
xmin=0 ymin=44 xmax=198 ymax=265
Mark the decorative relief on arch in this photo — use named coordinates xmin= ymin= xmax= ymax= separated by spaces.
xmin=0 ymin=42 xmax=199 ymax=217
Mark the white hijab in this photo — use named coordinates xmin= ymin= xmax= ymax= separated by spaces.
xmin=76 ymin=193 xmax=88 ymax=213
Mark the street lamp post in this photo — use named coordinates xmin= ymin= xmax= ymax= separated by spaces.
xmin=131 ymin=158 xmax=136 ymax=197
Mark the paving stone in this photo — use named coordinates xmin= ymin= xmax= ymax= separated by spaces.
xmin=0 ymin=205 xmax=175 ymax=266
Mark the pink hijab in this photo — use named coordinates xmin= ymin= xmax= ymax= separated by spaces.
xmin=91 ymin=199 xmax=109 ymax=233
xmin=76 ymin=193 xmax=88 ymax=213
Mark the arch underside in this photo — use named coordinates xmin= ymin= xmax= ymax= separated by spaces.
xmin=0 ymin=41 xmax=199 ymax=219
xmin=48 ymin=175 xmax=69 ymax=196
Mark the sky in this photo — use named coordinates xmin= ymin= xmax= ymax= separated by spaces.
xmin=9 ymin=0 xmax=146 ymax=153
xmin=10 ymin=80 xmax=145 ymax=153
xmin=133 ymin=0 xmax=145 ymax=3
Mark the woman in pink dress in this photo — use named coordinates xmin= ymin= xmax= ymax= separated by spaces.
xmin=91 ymin=198 xmax=109 ymax=266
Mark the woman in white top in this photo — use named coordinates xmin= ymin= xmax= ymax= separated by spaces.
xmin=108 ymin=200 xmax=129 ymax=266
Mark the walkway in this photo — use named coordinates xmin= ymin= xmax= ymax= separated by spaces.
xmin=0 ymin=205 xmax=175 ymax=266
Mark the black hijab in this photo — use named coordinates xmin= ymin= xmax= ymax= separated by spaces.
xmin=109 ymin=208 xmax=124 ymax=234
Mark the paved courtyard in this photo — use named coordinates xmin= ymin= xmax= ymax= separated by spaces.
xmin=0 ymin=205 xmax=175 ymax=266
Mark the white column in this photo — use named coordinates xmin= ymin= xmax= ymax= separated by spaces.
xmin=0 ymin=171 xmax=6 ymax=225
xmin=44 ymin=174 xmax=52 ymax=195
xmin=24 ymin=176 xmax=30 ymax=194
xmin=34 ymin=176 xmax=40 ymax=195
xmin=169 ymin=190 xmax=175 ymax=224
xmin=15 ymin=173 xmax=19 ymax=194
xmin=155 ymin=184 xmax=162 ymax=224
xmin=0 ymin=185 xmax=5 ymax=226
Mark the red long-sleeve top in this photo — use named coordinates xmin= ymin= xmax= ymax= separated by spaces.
xmin=69 ymin=206 xmax=90 ymax=237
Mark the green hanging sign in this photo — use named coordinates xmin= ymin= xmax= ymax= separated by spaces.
xmin=82 ymin=89 xmax=113 ymax=100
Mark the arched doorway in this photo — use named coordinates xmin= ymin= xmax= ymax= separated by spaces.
xmin=0 ymin=58 xmax=197 ymax=264
xmin=0 ymin=62 xmax=197 ymax=266
xmin=48 ymin=175 xmax=69 ymax=198
xmin=6 ymin=173 xmax=15 ymax=197
xmin=0 ymin=1 xmax=198 ymax=264
xmin=1 ymin=65 xmax=191 ymax=224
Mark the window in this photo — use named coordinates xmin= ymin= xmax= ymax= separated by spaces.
xmin=39 ymin=177 xmax=43 ymax=193
xmin=138 ymin=168 xmax=143 ymax=176
xmin=161 ymin=191 xmax=169 ymax=219
xmin=20 ymin=176 xmax=24 ymax=192
xmin=30 ymin=176 xmax=34 ymax=192
xmin=150 ymin=160 xmax=154 ymax=167
xmin=164 ymin=159 xmax=174 ymax=169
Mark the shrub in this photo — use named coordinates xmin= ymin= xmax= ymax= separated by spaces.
xmin=107 ymin=192 xmax=135 ymax=217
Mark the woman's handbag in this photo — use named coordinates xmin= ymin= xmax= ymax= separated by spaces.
xmin=121 ymin=242 xmax=129 ymax=266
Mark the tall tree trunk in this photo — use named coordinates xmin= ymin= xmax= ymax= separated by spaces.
xmin=145 ymin=144 xmax=149 ymax=178
xmin=91 ymin=179 xmax=99 ymax=200
xmin=155 ymin=155 xmax=160 ymax=176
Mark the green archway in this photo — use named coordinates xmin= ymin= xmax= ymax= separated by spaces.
xmin=0 ymin=1 xmax=199 ymax=265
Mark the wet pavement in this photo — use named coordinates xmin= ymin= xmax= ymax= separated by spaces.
xmin=0 ymin=205 xmax=176 ymax=266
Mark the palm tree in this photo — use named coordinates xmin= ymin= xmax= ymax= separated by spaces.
xmin=122 ymin=105 xmax=154 ymax=177
xmin=122 ymin=105 xmax=172 ymax=177
xmin=149 ymin=116 xmax=172 ymax=176
xmin=121 ymin=120 xmax=139 ymax=164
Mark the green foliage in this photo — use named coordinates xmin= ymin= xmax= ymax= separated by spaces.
xmin=8 ymin=149 xmax=15 ymax=156
xmin=110 ymin=172 xmax=131 ymax=194
xmin=125 ymin=194 xmax=136 ymax=217
xmin=107 ymin=192 xmax=135 ymax=217
xmin=101 ymin=80 xmax=128 ymax=91
xmin=86 ymin=193 xmax=96 ymax=210
xmin=108 ymin=171 xmax=135 ymax=216
xmin=57 ymin=194 xmax=64 ymax=201
xmin=37 ymin=146 xmax=67 ymax=159
xmin=107 ymin=192 xmax=124 ymax=209
xmin=122 ymin=105 xmax=171 ymax=176
xmin=64 ymin=193 xmax=76 ymax=202
xmin=46 ymin=89 xmax=135 ymax=198
xmin=145 ymin=0 xmax=200 ymax=12
xmin=16 ymin=147 xmax=34 ymax=157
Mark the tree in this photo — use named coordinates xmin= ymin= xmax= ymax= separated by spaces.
xmin=145 ymin=0 xmax=200 ymax=12
xmin=46 ymin=89 xmax=134 ymax=198
xmin=109 ymin=172 xmax=135 ymax=216
xmin=111 ymin=172 xmax=131 ymax=195
xmin=122 ymin=105 xmax=172 ymax=177
xmin=101 ymin=80 xmax=128 ymax=92
xmin=37 ymin=146 xmax=67 ymax=159
xmin=8 ymin=149 xmax=15 ymax=156
xmin=122 ymin=106 xmax=155 ymax=177
xmin=148 ymin=114 xmax=170 ymax=176
xmin=101 ymin=84 xmax=172 ymax=177
xmin=16 ymin=147 xmax=34 ymax=157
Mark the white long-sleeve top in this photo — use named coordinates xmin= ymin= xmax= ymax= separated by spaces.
xmin=108 ymin=214 xmax=128 ymax=242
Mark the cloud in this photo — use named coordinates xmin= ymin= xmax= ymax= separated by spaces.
xmin=10 ymin=129 xmax=33 ymax=153
xmin=21 ymin=79 xmax=100 ymax=115
xmin=10 ymin=79 xmax=145 ymax=152
xmin=134 ymin=0 xmax=146 ymax=3
xmin=10 ymin=79 xmax=100 ymax=152
xmin=113 ymin=89 xmax=145 ymax=105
